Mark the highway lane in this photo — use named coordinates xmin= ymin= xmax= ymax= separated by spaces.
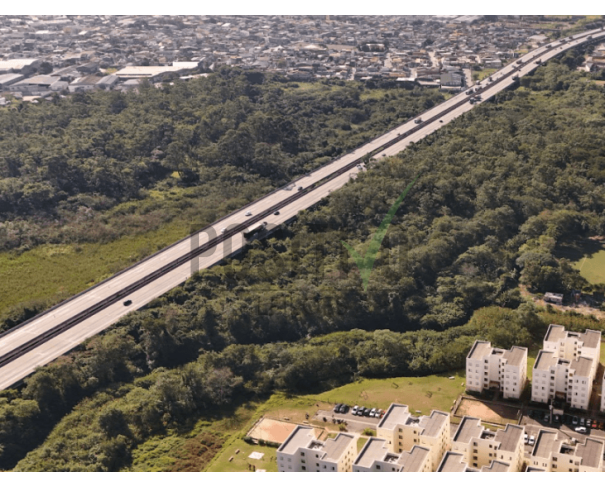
xmin=1 ymin=27 xmax=604 ymax=390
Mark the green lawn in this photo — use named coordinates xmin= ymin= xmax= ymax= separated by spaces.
xmin=205 ymin=371 xmax=465 ymax=472
xmin=311 ymin=371 xmax=465 ymax=416
xmin=574 ymin=249 xmax=605 ymax=286
xmin=0 ymin=219 xmax=190 ymax=316
xmin=206 ymin=438 xmax=279 ymax=473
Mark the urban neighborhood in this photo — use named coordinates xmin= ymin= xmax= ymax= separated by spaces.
xmin=1 ymin=15 xmax=605 ymax=106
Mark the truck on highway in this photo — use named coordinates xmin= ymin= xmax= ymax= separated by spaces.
xmin=516 ymin=59 xmax=523 ymax=65
xmin=465 ymin=89 xmax=473 ymax=95
xmin=243 ymin=222 xmax=268 ymax=241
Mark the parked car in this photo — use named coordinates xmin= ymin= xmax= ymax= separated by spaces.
xmin=572 ymin=416 xmax=579 ymax=425
xmin=340 ymin=404 xmax=349 ymax=414
xmin=369 ymin=408 xmax=377 ymax=418
xmin=357 ymin=407 xmax=365 ymax=416
xmin=351 ymin=405 xmax=359 ymax=415
xmin=544 ymin=413 xmax=550 ymax=422
xmin=528 ymin=435 xmax=535 ymax=446
xmin=580 ymin=418 xmax=586 ymax=427
xmin=524 ymin=433 xmax=529 ymax=444
xmin=575 ymin=427 xmax=588 ymax=434
xmin=363 ymin=407 xmax=371 ymax=416
xmin=333 ymin=404 xmax=342 ymax=413
xmin=554 ymin=415 xmax=560 ymax=423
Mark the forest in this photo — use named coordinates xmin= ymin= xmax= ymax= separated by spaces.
xmin=0 ymin=68 xmax=445 ymax=324
xmin=2 ymin=49 xmax=605 ymax=470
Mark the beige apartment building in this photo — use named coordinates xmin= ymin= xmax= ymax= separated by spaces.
xmin=466 ymin=340 xmax=527 ymax=400
xmin=602 ymin=371 xmax=605 ymax=413
xmin=451 ymin=416 xmax=525 ymax=471
xmin=277 ymin=425 xmax=357 ymax=472
xmin=531 ymin=350 xmax=594 ymax=410
xmin=436 ymin=451 xmax=513 ymax=472
xmin=529 ymin=430 xmax=604 ymax=472
xmin=352 ymin=438 xmax=432 ymax=472
xmin=376 ymin=404 xmax=450 ymax=470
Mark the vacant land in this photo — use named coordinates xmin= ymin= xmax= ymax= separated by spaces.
xmin=247 ymin=418 xmax=302 ymax=444
xmin=206 ymin=438 xmax=279 ymax=473
xmin=455 ymin=397 xmax=521 ymax=426
xmin=312 ymin=371 xmax=465 ymax=416
xmin=556 ymin=239 xmax=605 ymax=286
xmin=473 ymin=68 xmax=497 ymax=82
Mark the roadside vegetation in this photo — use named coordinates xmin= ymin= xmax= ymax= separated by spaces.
xmin=0 ymin=69 xmax=446 ymax=329
xmin=3 ymin=49 xmax=605 ymax=471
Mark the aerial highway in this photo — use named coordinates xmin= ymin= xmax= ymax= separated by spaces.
xmin=1 ymin=27 xmax=604 ymax=391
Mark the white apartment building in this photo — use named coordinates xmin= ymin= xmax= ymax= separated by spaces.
xmin=529 ymin=430 xmax=604 ymax=472
xmin=451 ymin=416 xmax=525 ymax=471
xmin=602 ymin=371 xmax=605 ymax=413
xmin=376 ymin=404 xmax=450 ymax=470
xmin=466 ymin=340 xmax=528 ymax=400
xmin=352 ymin=438 xmax=432 ymax=472
xmin=543 ymin=324 xmax=601 ymax=377
xmin=277 ymin=425 xmax=357 ymax=472
xmin=531 ymin=350 xmax=594 ymax=410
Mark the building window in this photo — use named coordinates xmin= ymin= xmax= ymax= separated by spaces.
xmin=302 ymin=466 xmax=306 ymax=471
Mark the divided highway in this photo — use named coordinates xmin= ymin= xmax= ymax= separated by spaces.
xmin=1 ymin=27 xmax=604 ymax=391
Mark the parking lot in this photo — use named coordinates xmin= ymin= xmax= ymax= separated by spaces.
xmin=520 ymin=409 xmax=605 ymax=450
xmin=313 ymin=405 xmax=383 ymax=434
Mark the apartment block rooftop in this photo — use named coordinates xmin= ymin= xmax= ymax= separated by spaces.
xmin=354 ymin=438 xmax=430 ymax=472
xmin=453 ymin=417 xmax=483 ymax=444
xmin=437 ymin=451 xmax=477 ymax=472
xmin=544 ymin=324 xmax=601 ymax=349
xmin=570 ymin=356 xmax=593 ymax=377
xmin=534 ymin=350 xmax=568 ymax=371
xmin=575 ymin=438 xmax=604 ymax=469
xmin=377 ymin=403 xmax=411 ymax=430
xmin=494 ymin=424 xmax=524 ymax=452
xmin=502 ymin=346 xmax=528 ymax=367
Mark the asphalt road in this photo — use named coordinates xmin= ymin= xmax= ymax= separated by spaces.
xmin=1 ymin=28 xmax=604 ymax=391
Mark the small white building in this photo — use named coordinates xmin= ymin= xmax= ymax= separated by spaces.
xmin=277 ymin=425 xmax=357 ymax=472
xmin=466 ymin=340 xmax=527 ymax=399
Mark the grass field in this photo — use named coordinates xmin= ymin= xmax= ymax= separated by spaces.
xmin=473 ymin=68 xmax=497 ymax=82
xmin=554 ymin=239 xmax=605 ymax=286
xmin=311 ymin=371 xmax=465 ymax=416
xmin=0 ymin=219 xmax=190 ymax=316
xmin=131 ymin=402 xmax=261 ymax=472
xmin=205 ymin=438 xmax=279 ymax=473
xmin=206 ymin=371 xmax=465 ymax=472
